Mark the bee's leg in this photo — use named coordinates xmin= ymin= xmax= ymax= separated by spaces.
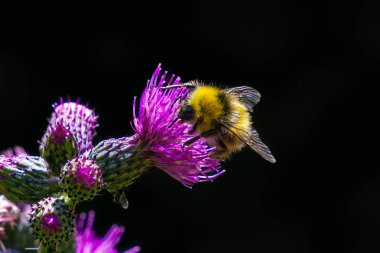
xmin=189 ymin=121 xmax=199 ymax=134
xmin=168 ymin=117 xmax=179 ymax=128
xmin=218 ymin=139 xmax=227 ymax=151
xmin=184 ymin=129 xmax=217 ymax=146
xmin=211 ymin=139 xmax=229 ymax=160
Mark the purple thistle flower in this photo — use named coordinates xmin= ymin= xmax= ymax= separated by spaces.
xmin=76 ymin=211 xmax=140 ymax=253
xmin=131 ymin=64 xmax=223 ymax=187
xmin=41 ymin=101 xmax=99 ymax=154
xmin=40 ymin=101 xmax=99 ymax=175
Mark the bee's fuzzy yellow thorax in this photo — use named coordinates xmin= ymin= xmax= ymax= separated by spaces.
xmin=188 ymin=86 xmax=224 ymax=130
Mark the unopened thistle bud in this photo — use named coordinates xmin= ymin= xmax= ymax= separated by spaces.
xmin=29 ymin=196 xmax=74 ymax=250
xmin=0 ymin=155 xmax=59 ymax=203
xmin=40 ymin=101 xmax=98 ymax=175
xmin=41 ymin=124 xmax=78 ymax=175
xmin=60 ymin=157 xmax=104 ymax=203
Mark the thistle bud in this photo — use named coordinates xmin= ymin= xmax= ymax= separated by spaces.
xmin=88 ymin=136 xmax=150 ymax=193
xmin=40 ymin=101 xmax=98 ymax=174
xmin=41 ymin=124 xmax=78 ymax=175
xmin=60 ymin=157 xmax=104 ymax=203
xmin=29 ymin=196 xmax=74 ymax=250
xmin=0 ymin=155 xmax=59 ymax=203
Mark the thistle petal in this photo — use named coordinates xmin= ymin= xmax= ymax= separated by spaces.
xmin=75 ymin=211 xmax=140 ymax=253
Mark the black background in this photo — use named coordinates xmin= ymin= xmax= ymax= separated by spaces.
xmin=0 ymin=1 xmax=378 ymax=253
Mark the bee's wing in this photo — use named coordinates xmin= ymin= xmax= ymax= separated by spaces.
xmin=226 ymin=86 xmax=261 ymax=112
xmin=221 ymin=123 xmax=276 ymax=163
xmin=247 ymin=128 xmax=276 ymax=163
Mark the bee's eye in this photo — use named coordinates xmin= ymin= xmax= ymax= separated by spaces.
xmin=184 ymin=105 xmax=194 ymax=113
xmin=178 ymin=105 xmax=195 ymax=121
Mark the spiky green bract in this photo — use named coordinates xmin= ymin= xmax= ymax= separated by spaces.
xmin=41 ymin=124 xmax=78 ymax=176
xmin=88 ymin=136 xmax=151 ymax=193
xmin=0 ymin=155 xmax=59 ymax=204
xmin=60 ymin=157 xmax=104 ymax=204
xmin=29 ymin=196 xmax=74 ymax=251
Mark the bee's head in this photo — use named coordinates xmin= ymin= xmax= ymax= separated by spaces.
xmin=178 ymin=103 xmax=195 ymax=122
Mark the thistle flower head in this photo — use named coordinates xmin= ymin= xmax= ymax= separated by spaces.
xmin=0 ymin=195 xmax=20 ymax=239
xmin=60 ymin=157 xmax=104 ymax=203
xmin=29 ymin=196 xmax=74 ymax=250
xmin=40 ymin=101 xmax=98 ymax=174
xmin=43 ymin=101 xmax=99 ymax=153
xmin=131 ymin=64 xmax=223 ymax=187
xmin=76 ymin=211 xmax=140 ymax=253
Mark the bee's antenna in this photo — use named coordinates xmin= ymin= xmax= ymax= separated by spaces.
xmin=161 ymin=83 xmax=197 ymax=90
xmin=171 ymin=95 xmax=184 ymax=108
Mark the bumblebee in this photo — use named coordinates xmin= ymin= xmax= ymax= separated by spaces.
xmin=163 ymin=81 xmax=276 ymax=163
